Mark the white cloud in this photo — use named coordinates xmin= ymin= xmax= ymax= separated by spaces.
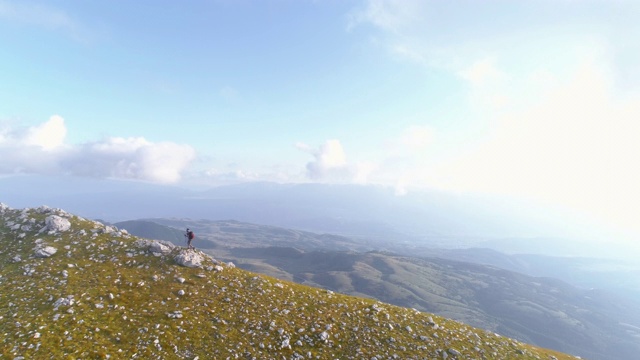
xmin=346 ymin=1 xmax=640 ymax=236
xmin=458 ymin=58 xmax=512 ymax=112
xmin=297 ymin=139 xmax=379 ymax=184
xmin=353 ymin=161 xmax=377 ymax=185
xmin=458 ymin=58 xmax=505 ymax=87
xmin=397 ymin=125 xmax=433 ymax=150
xmin=293 ymin=128 xmax=435 ymax=190
xmin=24 ymin=115 xmax=67 ymax=150
xmin=0 ymin=116 xmax=196 ymax=184
xmin=430 ymin=60 xmax=640 ymax=234
xmin=65 ymin=137 xmax=196 ymax=184
xmin=316 ymin=139 xmax=347 ymax=169
xmin=298 ymin=139 xmax=348 ymax=181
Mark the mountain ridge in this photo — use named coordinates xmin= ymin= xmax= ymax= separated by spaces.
xmin=0 ymin=203 xmax=578 ymax=359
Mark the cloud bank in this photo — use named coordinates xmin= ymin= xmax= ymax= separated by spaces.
xmin=296 ymin=140 xmax=376 ymax=184
xmin=0 ymin=116 xmax=195 ymax=183
xmin=297 ymin=140 xmax=349 ymax=181
xmin=342 ymin=0 xmax=640 ymax=235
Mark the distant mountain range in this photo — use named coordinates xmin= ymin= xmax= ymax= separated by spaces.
xmin=2 ymin=176 xmax=633 ymax=260
xmin=115 ymin=217 xmax=640 ymax=360
xmin=0 ymin=204 xmax=579 ymax=360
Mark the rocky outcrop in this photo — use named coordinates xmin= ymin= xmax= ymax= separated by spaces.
xmin=135 ymin=239 xmax=175 ymax=255
xmin=44 ymin=215 xmax=71 ymax=233
xmin=149 ymin=241 xmax=174 ymax=255
xmin=174 ymin=249 xmax=206 ymax=268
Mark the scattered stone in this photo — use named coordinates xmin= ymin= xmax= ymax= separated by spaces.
xmin=319 ymin=331 xmax=330 ymax=342
xmin=405 ymin=325 xmax=413 ymax=333
xmin=167 ymin=311 xmax=183 ymax=319
xmin=35 ymin=246 xmax=58 ymax=258
xmin=53 ymin=296 xmax=75 ymax=310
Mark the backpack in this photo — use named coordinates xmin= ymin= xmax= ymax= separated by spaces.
xmin=188 ymin=231 xmax=195 ymax=240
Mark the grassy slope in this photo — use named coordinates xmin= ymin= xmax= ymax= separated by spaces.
xmin=1 ymin=205 xmax=577 ymax=360
xmin=227 ymin=247 xmax=640 ymax=360
xmin=113 ymin=218 xmax=640 ymax=360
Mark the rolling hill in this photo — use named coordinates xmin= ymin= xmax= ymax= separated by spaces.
xmin=0 ymin=203 xmax=579 ymax=359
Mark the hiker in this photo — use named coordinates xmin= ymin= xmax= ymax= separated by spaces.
xmin=185 ymin=228 xmax=195 ymax=249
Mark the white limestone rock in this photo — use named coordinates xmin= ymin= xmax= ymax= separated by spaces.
xmin=319 ymin=331 xmax=330 ymax=342
xmin=448 ymin=348 xmax=461 ymax=356
xmin=44 ymin=215 xmax=71 ymax=233
xmin=35 ymin=246 xmax=57 ymax=258
xmin=53 ymin=296 xmax=75 ymax=309
xmin=174 ymin=249 xmax=205 ymax=268
xmin=149 ymin=241 xmax=174 ymax=255
xmin=103 ymin=225 xmax=118 ymax=234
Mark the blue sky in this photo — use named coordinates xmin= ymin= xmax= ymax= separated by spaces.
xmin=1 ymin=0 xmax=640 ymax=237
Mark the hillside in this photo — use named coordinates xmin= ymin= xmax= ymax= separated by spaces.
xmin=0 ymin=203 xmax=578 ymax=360
xmin=118 ymin=218 xmax=640 ymax=360
xmin=228 ymin=248 xmax=640 ymax=360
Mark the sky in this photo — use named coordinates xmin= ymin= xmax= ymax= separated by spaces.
xmin=1 ymin=0 xmax=639 ymax=238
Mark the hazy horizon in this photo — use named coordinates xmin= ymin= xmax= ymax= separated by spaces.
xmin=2 ymin=175 xmax=638 ymax=263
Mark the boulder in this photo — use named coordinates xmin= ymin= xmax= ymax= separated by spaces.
xmin=44 ymin=215 xmax=71 ymax=233
xmin=174 ymin=249 xmax=206 ymax=268
xmin=103 ymin=225 xmax=117 ymax=234
xmin=35 ymin=246 xmax=57 ymax=258
xmin=149 ymin=241 xmax=174 ymax=255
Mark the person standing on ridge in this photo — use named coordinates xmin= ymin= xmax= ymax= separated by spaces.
xmin=185 ymin=228 xmax=195 ymax=249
